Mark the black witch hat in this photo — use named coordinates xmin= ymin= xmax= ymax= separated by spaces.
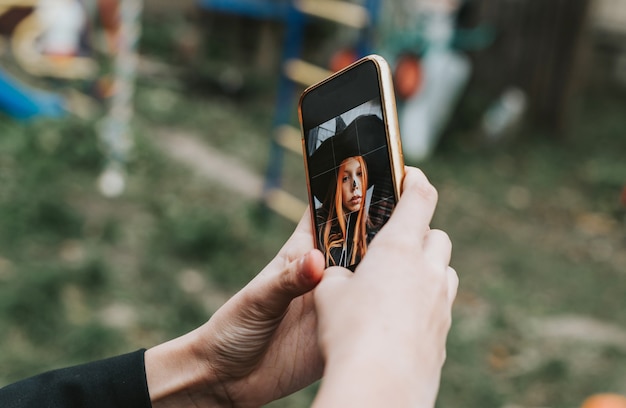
xmin=308 ymin=114 xmax=389 ymax=203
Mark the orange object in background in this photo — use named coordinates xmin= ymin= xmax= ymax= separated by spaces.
xmin=393 ymin=54 xmax=423 ymax=100
xmin=581 ymin=393 xmax=626 ymax=408
xmin=98 ymin=0 xmax=120 ymax=53
xmin=329 ymin=49 xmax=358 ymax=73
xmin=99 ymin=0 xmax=120 ymax=31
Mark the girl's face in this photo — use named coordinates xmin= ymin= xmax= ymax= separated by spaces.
xmin=340 ymin=157 xmax=363 ymax=213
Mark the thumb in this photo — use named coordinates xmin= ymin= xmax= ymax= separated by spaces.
xmin=253 ymin=249 xmax=325 ymax=318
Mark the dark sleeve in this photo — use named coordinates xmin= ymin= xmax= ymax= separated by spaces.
xmin=0 ymin=349 xmax=152 ymax=408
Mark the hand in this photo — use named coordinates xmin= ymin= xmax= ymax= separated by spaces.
xmin=312 ymin=167 xmax=459 ymax=408
xmin=145 ymin=208 xmax=326 ymax=407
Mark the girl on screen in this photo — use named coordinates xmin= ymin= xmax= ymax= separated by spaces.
xmin=309 ymin=114 xmax=394 ymax=269
xmin=318 ymin=155 xmax=370 ymax=267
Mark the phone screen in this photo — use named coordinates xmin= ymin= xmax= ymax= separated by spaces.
xmin=303 ymin=87 xmax=397 ymax=270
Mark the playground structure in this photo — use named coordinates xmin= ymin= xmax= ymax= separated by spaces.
xmin=2 ymin=0 xmax=601 ymax=218
xmin=0 ymin=1 xmax=508 ymax=217
xmin=3 ymin=0 xmax=471 ymax=215
xmin=198 ymin=0 xmax=494 ymax=221
xmin=0 ymin=65 xmax=65 ymax=119
xmin=198 ymin=0 xmax=382 ymax=222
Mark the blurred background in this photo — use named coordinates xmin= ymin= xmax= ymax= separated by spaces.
xmin=0 ymin=0 xmax=625 ymax=406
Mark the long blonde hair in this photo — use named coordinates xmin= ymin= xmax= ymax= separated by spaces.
xmin=322 ymin=156 xmax=369 ymax=266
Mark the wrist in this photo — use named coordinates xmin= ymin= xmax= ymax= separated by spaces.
xmin=145 ymin=330 xmax=227 ymax=408
xmin=315 ymin=341 xmax=442 ymax=408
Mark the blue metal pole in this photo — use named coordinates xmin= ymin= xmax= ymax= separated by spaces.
xmin=264 ymin=1 xmax=306 ymax=192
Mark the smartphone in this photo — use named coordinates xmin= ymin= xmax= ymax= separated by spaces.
xmin=299 ymin=54 xmax=405 ymax=270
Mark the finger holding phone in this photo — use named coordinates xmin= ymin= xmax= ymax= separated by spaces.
xmin=313 ymin=166 xmax=458 ymax=408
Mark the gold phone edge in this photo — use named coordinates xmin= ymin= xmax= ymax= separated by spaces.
xmin=368 ymin=54 xmax=406 ymax=200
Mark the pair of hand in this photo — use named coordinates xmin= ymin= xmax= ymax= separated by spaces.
xmin=145 ymin=167 xmax=458 ymax=407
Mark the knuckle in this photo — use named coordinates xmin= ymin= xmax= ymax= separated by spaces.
xmin=279 ymin=262 xmax=301 ymax=294
xmin=405 ymin=168 xmax=438 ymax=204
xmin=429 ymin=229 xmax=451 ymax=247
xmin=448 ymin=266 xmax=459 ymax=288
xmin=418 ymin=180 xmax=438 ymax=204
xmin=378 ymin=235 xmax=419 ymax=257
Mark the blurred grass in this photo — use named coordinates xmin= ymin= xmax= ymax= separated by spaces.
xmin=1 ymin=9 xmax=626 ymax=408
xmin=0 ymin=92 xmax=296 ymax=384
xmin=427 ymin=89 xmax=626 ymax=407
